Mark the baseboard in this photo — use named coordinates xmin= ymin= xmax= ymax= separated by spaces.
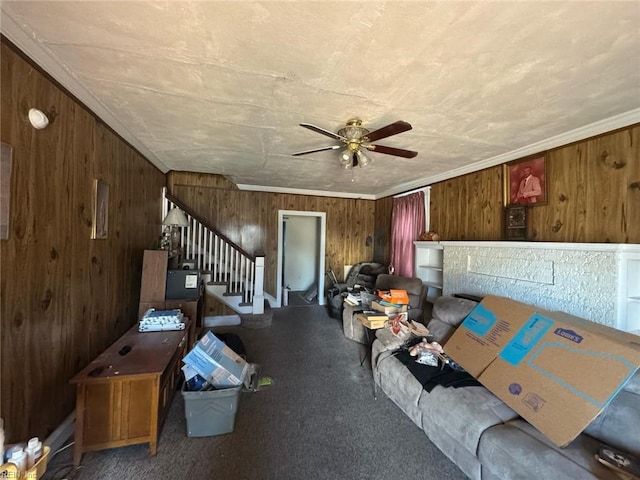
xmin=203 ymin=314 xmax=241 ymax=328
xmin=44 ymin=410 xmax=75 ymax=455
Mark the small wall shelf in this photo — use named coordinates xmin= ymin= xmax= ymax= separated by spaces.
xmin=620 ymin=253 xmax=640 ymax=332
xmin=414 ymin=241 xmax=444 ymax=303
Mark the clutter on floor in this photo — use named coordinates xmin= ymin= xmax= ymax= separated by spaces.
xmin=1 ymin=434 xmax=50 ymax=480
xmin=180 ymin=331 xmax=273 ymax=437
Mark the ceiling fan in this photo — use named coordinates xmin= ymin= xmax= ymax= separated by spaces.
xmin=292 ymin=118 xmax=418 ymax=169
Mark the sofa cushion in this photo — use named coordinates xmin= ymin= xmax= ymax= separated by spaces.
xmin=583 ymin=370 xmax=640 ymax=456
xmin=426 ymin=296 xmax=478 ymax=344
xmin=417 ymin=382 xmax=519 ymax=457
xmin=425 ymin=317 xmax=457 ymax=345
xmin=431 ymin=296 xmax=478 ymax=327
xmin=372 ymin=343 xmax=425 ymax=428
xmin=478 ymin=419 xmax=619 ymax=480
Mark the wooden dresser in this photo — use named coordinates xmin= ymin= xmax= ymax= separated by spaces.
xmin=138 ymin=249 xmax=204 ymax=346
xmin=70 ymin=320 xmax=193 ymax=465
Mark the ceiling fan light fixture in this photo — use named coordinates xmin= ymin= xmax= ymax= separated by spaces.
xmin=339 ymin=148 xmax=352 ymax=165
xmin=356 ymin=150 xmax=371 ymax=167
xmin=295 ymin=117 xmax=416 ymax=173
xmin=337 ymin=118 xmax=369 ymax=140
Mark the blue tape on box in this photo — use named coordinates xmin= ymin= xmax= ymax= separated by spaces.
xmin=461 ymin=303 xmax=498 ymax=336
xmin=499 ymin=313 xmax=554 ymax=366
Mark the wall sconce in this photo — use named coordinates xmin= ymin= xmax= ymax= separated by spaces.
xmin=28 ymin=108 xmax=49 ymax=129
xmin=162 ymin=208 xmax=189 ymax=254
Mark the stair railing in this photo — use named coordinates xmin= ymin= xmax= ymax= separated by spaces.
xmin=162 ymin=188 xmax=264 ymax=314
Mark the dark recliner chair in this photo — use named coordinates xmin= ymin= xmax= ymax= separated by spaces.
xmin=326 ymin=262 xmax=387 ymax=319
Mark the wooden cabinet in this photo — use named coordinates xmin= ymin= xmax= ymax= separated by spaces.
xmin=70 ymin=321 xmax=193 ymax=465
xmin=138 ymin=249 xmax=204 ymax=344
xmin=414 ymin=241 xmax=444 ymax=303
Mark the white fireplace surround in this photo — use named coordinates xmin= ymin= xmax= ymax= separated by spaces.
xmin=440 ymin=241 xmax=640 ymax=332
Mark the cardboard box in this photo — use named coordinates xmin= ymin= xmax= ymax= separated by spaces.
xmin=356 ymin=313 xmax=388 ymax=329
xmin=445 ymin=295 xmax=640 ymax=447
xmin=183 ymin=331 xmax=249 ymax=388
xmin=371 ymin=300 xmax=408 ymax=315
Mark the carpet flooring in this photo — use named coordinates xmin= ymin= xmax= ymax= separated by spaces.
xmin=47 ymin=305 xmax=466 ymax=480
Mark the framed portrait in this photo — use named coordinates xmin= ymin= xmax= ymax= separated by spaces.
xmin=92 ymin=179 xmax=109 ymax=239
xmin=1 ymin=142 xmax=12 ymax=239
xmin=503 ymin=155 xmax=547 ymax=206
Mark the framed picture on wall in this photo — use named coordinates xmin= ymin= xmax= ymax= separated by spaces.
xmin=91 ymin=179 xmax=109 ymax=239
xmin=504 ymin=155 xmax=547 ymax=206
xmin=504 ymin=205 xmax=527 ymax=240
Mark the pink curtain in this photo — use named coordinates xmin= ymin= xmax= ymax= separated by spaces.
xmin=390 ymin=191 xmax=425 ymax=277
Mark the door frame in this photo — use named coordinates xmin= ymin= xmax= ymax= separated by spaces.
xmin=277 ymin=210 xmax=326 ymax=307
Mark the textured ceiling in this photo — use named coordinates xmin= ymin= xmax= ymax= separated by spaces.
xmin=2 ymin=1 xmax=640 ymax=199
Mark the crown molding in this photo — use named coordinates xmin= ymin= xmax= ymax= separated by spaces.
xmin=1 ymin=12 xmax=170 ymax=173
xmin=376 ymin=109 xmax=640 ymax=199
xmin=235 ymin=184 xmax=376 ymax=200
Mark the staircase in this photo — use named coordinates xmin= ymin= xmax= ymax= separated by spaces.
xmin=162 ymin=188 xmax=266 ymax=315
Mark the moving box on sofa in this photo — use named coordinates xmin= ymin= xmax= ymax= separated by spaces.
xmin=445 ymin=295 xmax=640 ymax=447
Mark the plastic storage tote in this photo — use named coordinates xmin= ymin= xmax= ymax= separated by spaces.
xmin=181 ymin=384 xmax=242 ymax=437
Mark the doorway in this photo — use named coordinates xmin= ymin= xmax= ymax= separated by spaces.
xmin=276 ymin=210 xmax=326 ymax=307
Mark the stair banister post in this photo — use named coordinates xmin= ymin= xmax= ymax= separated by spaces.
xmin=252 ymin=255 xmax=265 ymax=314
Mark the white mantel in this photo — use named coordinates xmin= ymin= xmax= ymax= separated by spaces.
xmin=440 ymin=241 xmax=640 ymax=332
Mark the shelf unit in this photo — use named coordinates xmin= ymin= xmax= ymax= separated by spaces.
xmin=619 ymin=251 xmax=640 ymax=332
xmin=414 ymin=241 xmax=444 ymax=303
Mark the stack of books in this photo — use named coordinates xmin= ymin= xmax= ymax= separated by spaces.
xmin=357 ymin=310 xmax=389 ymax=329
xmin=344 ymin=292 xmax=361 ymax=307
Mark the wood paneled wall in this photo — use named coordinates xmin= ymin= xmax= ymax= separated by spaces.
xmin=0 ymin=39 xmax=165 ymax=443
xmin=374 ymin=195 xmax=393 ymax=265
xmin=429 ymin=125 xmax=640 ymax=243
xmin=168 ymin=172 xmax=379 ymax=311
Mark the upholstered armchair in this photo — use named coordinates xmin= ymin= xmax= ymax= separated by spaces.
xmin=343 ymin=273 xmax=427 ymax=344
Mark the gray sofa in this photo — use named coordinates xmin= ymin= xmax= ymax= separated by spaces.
xmin=372 ymin=296 xmax=639 ymax=479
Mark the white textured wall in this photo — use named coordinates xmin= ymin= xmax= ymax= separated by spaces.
xmin=441 ymin=242 xmax=621 ymax=327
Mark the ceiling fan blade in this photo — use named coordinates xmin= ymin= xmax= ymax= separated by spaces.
xmin=300 ymin=123 xmax=347 ymax=141
xmin=364 ymin=120 xmax=412 ymax=142
xmin=367 ymin=144 xmax=418 ymax=158
xmin=292 ymin=145 xmax=341 ymax=156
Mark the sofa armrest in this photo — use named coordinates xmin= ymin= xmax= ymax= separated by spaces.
xmin=374 ymin=327 xmax=411 ymax=353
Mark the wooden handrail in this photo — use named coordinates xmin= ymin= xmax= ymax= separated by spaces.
xmin=165 ymin=192 xmax=256 ymax=260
